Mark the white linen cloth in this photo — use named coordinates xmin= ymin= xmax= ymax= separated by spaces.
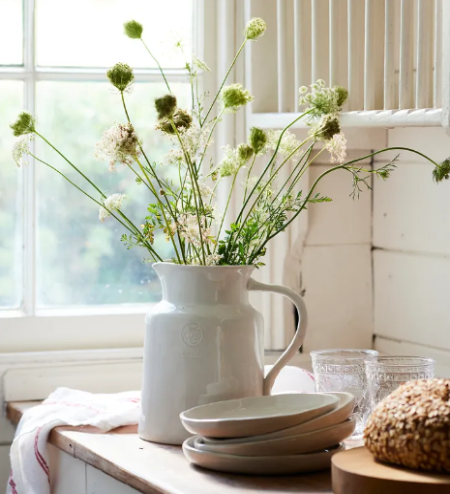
xmin=6 ymin=366 xmax=315 ymax=494
xmin=7 ymin=387 xmax=141 ymax=494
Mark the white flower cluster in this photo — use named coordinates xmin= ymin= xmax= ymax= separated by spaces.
xmin=197 ymin=181 xmax=215 ymax=199
xmin=177 ymin=214 xmax=213 ymax=248
xmin=163 ymin=124 xmax=212 ymax=167
xmin=95 ymin=122 xmax=140 ymax=171
xmin=266 ymin=130 xmax=302 ymax=160
xmin=326 ymin=133 xmax=347 ymax=164
xmin=192 ymin=253 xmax=223 ymax=266
xmin=99 ymin=193 xmax=126 ymax=222
xmin=12 ymin=134 xmax=33 ymax=167
xmin=218 ymin=146 xmax=246 ymax=177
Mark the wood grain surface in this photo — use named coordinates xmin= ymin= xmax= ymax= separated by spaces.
xmin=7 ymin=401 xmax=334 ymax=494
xmin=332 ymin=446 xmax=450 ymax=494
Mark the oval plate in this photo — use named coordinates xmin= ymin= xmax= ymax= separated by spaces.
xmin=180 ymin=393 xmax=339 ymax=438
xmin=182 ymin=436 xmax=345 ymax=475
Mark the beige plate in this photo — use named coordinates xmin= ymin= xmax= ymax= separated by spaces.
xmin=194 ymin=417 xmax=355 ymax=456
xmin=180 ymin=393 xmax=339 ymax=438
xmin=183 ymin=436 xmax=345 ymax=475
xmin=202 ymin=392 xmax=355 ymax=445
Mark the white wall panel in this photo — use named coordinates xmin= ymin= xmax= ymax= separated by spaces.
xmin=375 ymin=126 xmax=450 ymax=164
xmin=373 ymin=127 xmax=450 ymax=255
xmin=49 ymin=444 xmax=86 ymax=494
xmin=302 ymin=244 xmax=373 ymax=352
xmin=306 ymin=155 xmax=372 ymax=246
xmin=374 ymin=249 xmax=450 ymax=351
xmin=87 ymin=465 xmax=140 ymax=494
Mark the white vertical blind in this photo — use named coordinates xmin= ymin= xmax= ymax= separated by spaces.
xmin=311 ymin=0 xmax=329 ymax=83
xmin=347 ymin=0 xmax=364 ymax=111
xmin=246 ymin=0 xmax=446 ymax=125
xmin=384 ymin=0 xmax=396 ymax=109
xmin=399 ymin=0 xmax=414 ymax=109
xmin=277 ymin=0 xmax=288 ymax=112
xmin=416 ymin=0 xmax=434 ymax=109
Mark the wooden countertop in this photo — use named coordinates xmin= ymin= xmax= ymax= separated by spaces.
xmin=7 ymin=401 xmax=334 ymax=494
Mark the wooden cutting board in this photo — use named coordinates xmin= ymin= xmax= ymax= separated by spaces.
xmin=331 ymin=446 xmax=450 ymax=494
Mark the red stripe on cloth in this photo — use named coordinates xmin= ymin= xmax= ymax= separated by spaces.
xmin=41 ymin=401 xmax=102 ymax=414
xmin=34 ymin=427 xmax=50 ymax=484
xmin=9 ymin=477 xmax=18 ymax=494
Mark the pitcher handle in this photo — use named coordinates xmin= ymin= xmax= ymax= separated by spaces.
xmin=248 ymin=278 xmax=308 ymax=396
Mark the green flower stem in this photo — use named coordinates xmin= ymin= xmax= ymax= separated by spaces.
xmin=216 ymin=173 xmax=238 ymax=244
xmin=197 ymin=107 xmax=225 ymax=173
xmin=170 ymin=121 xmax=208 ymax=263
xmin=140 ymin=38 xmax=171 ymax=94
xmin=251 ymin=147 xmax=320 ymax=260
xmin=126 ymin=161 xmax=186 ymax=263
xmin=251 ymin=146 xmax=438 ymax=262
xmin=233 ymin=109 xmax=314 ymax=229
xmin=134 ymin=156 xmax=183 ymax=264
xmin=31 ymin=154 xmax=163 ymax=261
xmin=201 ymin=39 xmax=247 ymax=127
xmin=120 ymin=93 xmax=177 ymax=218
xmin=120 ymin=91 xmax=182 ymax=261
xmin=35 ymin=132 xmax=106 ymax=199
xmin=269 ymin=143 xmax=314 ymax=207
xmin=243 ymin=154 xmax=257 ymax=202
xmin=227 ymin=135 xmax=312 ymax=259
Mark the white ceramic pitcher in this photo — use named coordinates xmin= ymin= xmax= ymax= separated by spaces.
xmin=138 ymin=262 xmax=308 ymax=445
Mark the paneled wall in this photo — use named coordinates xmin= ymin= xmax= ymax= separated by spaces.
xmin=373 ymin=127 xmax=450 ymax=377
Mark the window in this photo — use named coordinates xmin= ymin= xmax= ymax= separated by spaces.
xmin=0 ymin=0 xmax=206 ymax=351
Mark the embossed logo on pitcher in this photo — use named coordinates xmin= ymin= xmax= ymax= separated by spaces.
xmin=181 ymin=322 xmax=204 ymax=347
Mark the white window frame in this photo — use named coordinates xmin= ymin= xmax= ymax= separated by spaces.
xmin=0 ymin=0 xmax=218 ymax=353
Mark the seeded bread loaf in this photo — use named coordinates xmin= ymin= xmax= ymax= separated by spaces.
xmin=364 ymin=378 xmax=450 ymax=472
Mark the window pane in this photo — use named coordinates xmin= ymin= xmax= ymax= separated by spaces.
xmin=0 ymin=81 xmax=23 ymax=308
xmin=35 ymin=81 xmax=190 ymax=307
xmin=0 ymin=0 xmax=23 ymax=65
xmin=36 ymin=0 xmax=193 ymax=68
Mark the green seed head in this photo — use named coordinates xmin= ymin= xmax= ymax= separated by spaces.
xmin=238 ymin=143 xmax=254 ymax=162
xmin=222 ymin=83 xmax=253 ymax=111
xmin=335 ymin=86 xmax=348 ymax=108
xmin=245 ymin=18 xmax=267 ymax=40
xmin=107 ymin=63 xmax=134 ymax=92
xmin=156 ymin=109 xmax=192 ymax=134
xmin=10 ymin=112 xmax=36 ymax=136
xmin=315 ymin=116 xmax=341 ymax=141
xmin=155 ymin=94 xmax=177 ymax=119
xmin=248 ymin=127 xmax=267 ymax=154
xmin=124 ymin=20 xmax=143 ymax=39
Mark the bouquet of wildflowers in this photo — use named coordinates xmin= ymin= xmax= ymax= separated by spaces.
xmin=10 ymin=18 xmax=447 ymax=266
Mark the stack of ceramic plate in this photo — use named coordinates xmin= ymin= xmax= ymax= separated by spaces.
xmin=180 ymin=392 xmax=355 ymax=475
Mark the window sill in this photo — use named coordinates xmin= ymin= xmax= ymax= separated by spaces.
xmin=7 ymin=402 xmax=332 ymax=494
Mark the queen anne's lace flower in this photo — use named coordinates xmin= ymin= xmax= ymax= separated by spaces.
xmin=163 ymin=124 xmax=212 ymax=166
xmin=177 ymin=214 xmax=213 ymax=247
xmin=326 ymin=133 xmax=347 ymax=163
xmin=245 ymin=18 xmax=267 ymax=40
xmin=205 ymin=254 xmax=223 ymax=265
xmin=99 ymin=193 xmax=126 ymax=221
xmin=218 ymin=146 xmax=243 ymax=177
xmin=95 ymin=122 xmax=140 ymax=171
xmin=222 ymin=84 xmax=253 ymax=111
xmin=197 ymin=182 xmax=215 ymax=199
xmin=266 ymin=130 xmax=302 ymax=159
xmin=299 ymin=80 xmax=348 ymax=118
xmin=12 ymin=134 xmax=33 ymax=167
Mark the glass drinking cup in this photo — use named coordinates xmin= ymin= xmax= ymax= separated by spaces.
xmin=365 ymin=356 xmax=435 ymax=407
xmin=310 ymin=349 xmax=379 ymax=439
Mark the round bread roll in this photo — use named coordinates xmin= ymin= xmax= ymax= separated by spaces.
xmin=364 ymin=378 xmax=450 ymax=472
